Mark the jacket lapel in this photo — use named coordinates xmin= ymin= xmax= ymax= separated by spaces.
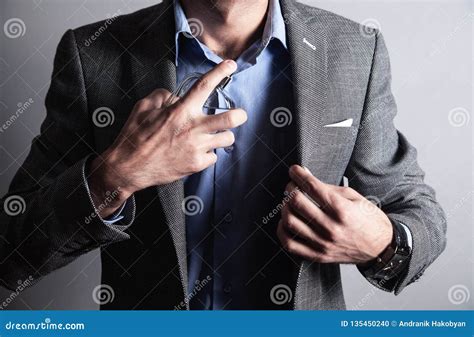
xmin=131 ymin=0 xmax=177 ymax=97
xmin=280 ymin=0 xmax=329 ymax=175
xmin=130 ymin=0 xmax=189 ymax=302
xmin=281 ymin=0 xmax=329 ymax=309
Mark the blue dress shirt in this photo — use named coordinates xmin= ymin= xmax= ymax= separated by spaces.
xmin=174 ymin=0 xmax=297 ymax=309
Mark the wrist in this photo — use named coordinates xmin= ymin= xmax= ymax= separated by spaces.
xmin=360 ymin=226 xmax=394 ymax=268
xmin=358 ymin=217 xmax=393 ymax=267
xmin=87 ymin=154 xmax=133 ymax=216
xmin=372 ymin=215 xmax=394 ymax=257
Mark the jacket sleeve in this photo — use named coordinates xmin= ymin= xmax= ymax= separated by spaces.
xmin=0 ymin=29 xmax=135 ymax=290
xmin=345 ymin=31 xmax=447 ymax=295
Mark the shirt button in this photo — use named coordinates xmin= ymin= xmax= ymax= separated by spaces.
xmin=224 ymin=212 xmax=233 ymax=223
xmin=224 ymin=145 xmax=234 ymax=153
xmin=223 ymin=283 xmax=232 ymax=294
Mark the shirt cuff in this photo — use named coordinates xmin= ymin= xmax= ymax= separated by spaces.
xmin=83 ymin=155 xmax=135 ymax=231
xmin=102 ymin=201 xmax=127 ymax=224
xmin=83 ymin=171 xmax=127 ymax=225
xmin=399 ymin=222 xmax=413 ymax=250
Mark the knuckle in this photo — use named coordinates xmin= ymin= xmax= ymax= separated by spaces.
xmin=189 ymin=161 xmax=202 ymax=173
xmin=348 ymin=187 xmax=361 ymax=197
xmin=290 ymin=192 xmax=304 ymax=210
xmin=152 ymin=88 xmax=170 ymax=97
xmin=188 ymin=155 xmax=204 ymax=172
xmin=133 ymin=134 xmax=146 ymax=146
xmin=209 ymin=153 xmax=218 ymax=165
xmin=134 ymin=113 xmax=146 ymax=125
xmin=316 ymin=254 xmax=329 ymax=263
xmin=196 ymin=77 xmax=212 ymax=92
xmin=223 ymin=112 xmax=236 ymax=128
xmin=331 ymin=226 xmax=343 ymax=242
xmin=284 ymin=216 xmax=297 ymax=232
xmin=336 ymin=207 xmax=349 ymax=223
xmin=307 ymin=180 xmax=319 ymax=194
xmin=342 ymin=186 xmax=356 ymax=197
xmin=328 ymin=191 xmax=339 ymax=204
xmin=134 ymin=99 xmax=149 ymax=111
xmin=346 ymin=187 xmax=356 ymax=194
xmin=340 ymin=186 xmax=351 ymax=195
xmin=329 ymin=193 xmax=344 ymax=210
xmin=284 ymin=240 xmax=295 ymax=253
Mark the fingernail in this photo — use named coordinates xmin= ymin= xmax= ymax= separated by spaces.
xmin=224 ymin=59 xmax=237 ymax=70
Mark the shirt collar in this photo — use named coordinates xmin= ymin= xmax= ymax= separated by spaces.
xmin=173 ymin=0 xmax=287 ymax=66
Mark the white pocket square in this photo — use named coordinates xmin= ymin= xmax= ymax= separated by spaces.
xmin=323 ymin=118 xmax=353 ymax=128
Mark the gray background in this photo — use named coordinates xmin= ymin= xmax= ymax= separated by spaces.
xmin=0 ymin=0 xmax=472 ymax=310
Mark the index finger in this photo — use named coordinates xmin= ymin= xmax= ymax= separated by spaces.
xmin=197 ymin=108 xmax=248 ymax=133
xmin=289 ymin=165 xmax=334 ymax=211
xmin=181 ymin=60 xmax=237 ymax=108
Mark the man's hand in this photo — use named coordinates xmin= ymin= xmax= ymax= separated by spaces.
xmin=88 ymin=60 xmax=247 ymax=217
xmin=277 ymin=165 xmax=393 ymax=265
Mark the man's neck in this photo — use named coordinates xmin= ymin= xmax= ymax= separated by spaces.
xmin=180 ymin=0 xmax=269 ymax=60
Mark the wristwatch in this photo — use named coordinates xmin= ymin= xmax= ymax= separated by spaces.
xmin=358 ymin=220 xmax=413 ymax=281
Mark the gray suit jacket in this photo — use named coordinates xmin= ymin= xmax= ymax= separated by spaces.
xmin=0 ymin=0 xmax=446 ymax=309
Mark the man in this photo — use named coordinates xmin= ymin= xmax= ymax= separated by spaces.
xmin=0 ymin=0 xmax=446 ymax=310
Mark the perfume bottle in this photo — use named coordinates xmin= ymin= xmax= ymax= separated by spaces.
xmin=165 ymin=72 xmax=234 ymax=116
